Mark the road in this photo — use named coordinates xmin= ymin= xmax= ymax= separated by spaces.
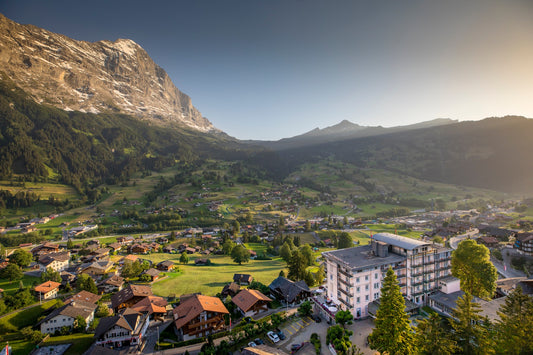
xmin=491 ymin=247 xmax=527 ymax=279
xmin=449 ymin=228 xmax=479 ymax=249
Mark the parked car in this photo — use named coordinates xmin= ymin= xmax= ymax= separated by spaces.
xmin=267 ymin=331 xmax=280 ymax=343
xmin=248 ymin=341 xmax=257 ymax=347
xmin=291 ymin=343 xmax=304 ymax=352
xmin=276 ymin=330 xmax=286 ymax=340
xmin=254 ymin=338 xmax=264 ymax=345
xmin=312 ymin=314 xmax=322 ymax=323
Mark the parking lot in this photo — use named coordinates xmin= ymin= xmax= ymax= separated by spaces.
xmin=279 ymin=316 xmax=313 ymax=338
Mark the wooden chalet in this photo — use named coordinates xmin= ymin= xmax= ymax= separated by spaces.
xmin=221 ymin=282 xmax=241 ymax=298
xmin=111 ymin=284 xmax=153 ymax=312
xmin=232 ymin=289 xmax=272 ymax=316
xmin=157 ymin=260 xmax=175 ymax=272
xmin=173 ymin=294 xmax=229 ymax=341
xmin=233 ymin=273 xmax=253 ymax=285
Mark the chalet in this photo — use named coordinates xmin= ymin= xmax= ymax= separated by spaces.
xmin=117 ymin=236 xmax=134 ymax=244
xmin=87 ymin=240 xmax=100 ymax=247
xmin=131 ymin=296 xmax=168 ymax=319
xmin=233 ymin=274 xmax=253 ymax=285
xmin=515 ymin=233 xmax=533 ymax=255
xmin=94 ymin=308 xmax=149 ymax=350
xmin=65 ymin=290 xmax=101 ymax=305
xmin=34 ymin=281 xmax=61 ymax=300
xmin=38 ymin=252 xmax=70 ymax=273
xmin=120 ymin=254 xmax=138 ymax=265
xmin=195 ymin=258 xmax=209 ymax=265
xmin=157 ymin=260 xmax=175 ymax=272
xmin=268 ymin=276 xmax=311 ymax=304
xmin=31 ymin=242 xmax=60 ymax=257
xmin=478 ymin=236 xmax=499 ymax=248
xmin=80 ymin=260 xmax=114 ymax=279
xmin=173 ymin=294 xmax=229 ymax=341
xmin=60 ymin=270 xmax=76 ymax=285
xmin=98 ymin=275 xmax=125 ymax=294
xmin=21 ymin=225 xmax=37 ymax=234
xmin=129 ymin=244 xmax=150 ymax=254
xmin=142 ymin=268 xmax=160 ymax=282
xmin=89 ymin=248 xmax=111 ymax=260
xmin=111 ymin=284 xmax=153 ymax=312
xmin=107 ymin=243 xmax=123 ymax=253
xmin=184 ymin=247 xmax=196 ymax=254
xmin=163 ymin=245 xmax=177 ymax=254
xmin=221 ymin=282 xmax=240 ymax=298
xmin=232 ymin=289 xmax=272 ymax=316
xmin=38 ymin=301 xmax=96 ymax=334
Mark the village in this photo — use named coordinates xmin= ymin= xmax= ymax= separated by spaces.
xmin=0 ymin=195 xmax=532 ymax=355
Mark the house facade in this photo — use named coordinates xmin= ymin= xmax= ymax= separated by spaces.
xmin=232 ymin=289 xmax=272 ymax=317
xmin=38 ymin=301 xmax=96 ymax=334
xmin=34 ymin=281 xmax=61 ymax=300
xmin=173 ymin=294 xmax=229 ymax=341
xmin=94 ymin=308 xmax=149 ymax=349
xmin=322 ymin=233 xmax=452 ymax=318
xmin=38 ymin=252 xmax=70 ymax=273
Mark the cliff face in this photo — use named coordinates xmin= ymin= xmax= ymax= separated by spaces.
xmin=0 ymin=14 xmax=216 ymax=132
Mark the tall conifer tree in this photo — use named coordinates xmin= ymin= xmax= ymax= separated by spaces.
xmin=368 ymin=267 xmax=413 ymax=355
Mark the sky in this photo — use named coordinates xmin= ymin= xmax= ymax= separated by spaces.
xmin=2 ymin=0 xmax=533 ymax=140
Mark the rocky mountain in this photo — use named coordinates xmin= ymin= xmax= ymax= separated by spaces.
xmin=249 ymin=117 xmax=457 ymax=150
xmin=0 ymin=13 xmax=216 ymax=132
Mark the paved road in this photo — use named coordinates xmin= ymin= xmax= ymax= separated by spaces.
xmin=492 ymin=248 xmax=528 ymax=279
xmin=449 ymin=228 xmax=479 ymax=249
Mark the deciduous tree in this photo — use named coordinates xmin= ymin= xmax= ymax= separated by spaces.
xmin=10 ymin=249 xmax=33 ymax=268
xmin=180 ymin=252 xmax=189 ymax=264
xmin=451 ymin=239 xmax=497 ymax=299
xmin=230 ymin=245 xmax=249 ymax=265
xmin=0 ymin=263 xmax=23 ymax=281
xmin=337 ymin=232 xmax=353 ymax=249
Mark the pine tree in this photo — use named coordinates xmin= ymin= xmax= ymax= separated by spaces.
xmin=368 ymin=267 xmax=413 ymax=355
xmin=279 ymin=242 xmax=293 ymax=263
xmin=450 ymin=292 xmax=494 ymax=355
xmin=415 ymin=313 xmax=458 ymax=355
xmin=495 ymin=286 xmax=533 ymax=354
xmin=287 ymin=249 xmax=306 ymax=281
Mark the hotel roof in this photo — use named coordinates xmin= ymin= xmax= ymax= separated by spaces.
xmin=372 ymin=233 xmax=431 ymax=250
xmin=323 ymin=244 xmax=405 ymax=269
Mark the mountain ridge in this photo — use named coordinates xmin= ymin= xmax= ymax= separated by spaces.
xmin=0 ymin=13 xmax=217 ymax=132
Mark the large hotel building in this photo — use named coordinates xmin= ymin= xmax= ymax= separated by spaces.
xmin=322 ymin=233 xmax=453 ymax=318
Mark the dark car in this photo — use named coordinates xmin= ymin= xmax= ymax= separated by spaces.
xmin=291 ymin=343 xmax=304 ymax=352
xmin=312 ymin=315 xmax=322 ymax=323
xmin=276 ymin=330 xmax=286 ymax=340
xmin=254 ymin=338 xmax=264 ymax=345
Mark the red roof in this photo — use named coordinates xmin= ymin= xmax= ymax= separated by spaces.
xmin=232 ymin=289 xmax=272 ymax=312
xmin=34 ymin=281 xmax=61 ymax=293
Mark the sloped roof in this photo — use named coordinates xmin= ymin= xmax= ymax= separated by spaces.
xmin=34 ymin=281 xmax=61 ymax=293
xmin=173 ymin=294 xmax=228 ymax=330
xmin=143 ymin=268 xmax=160 ymax=277
xmin=101 ymin=274 xmax=125 ymax=287
xmin=232 ymin=289 xmax=272 ymax=312
xmin=94 ymin=313 xmax=136 ymax=339
xmin=131 ymin=295 xmax=168 ymax=315
xmin=38 ymin=300 xmax=96 ymax=326
xmin=268 ymin=276 xmax=310 ymax=303
xmin=234 ymin=274 xmax=253 ymax=283
xmin=65 ymin=290 xmax=101 ymax=304
xmin=221 ymin=282 xmax=240 ymax=296
xmin=111 ymin=284 xmax=153 ymax=309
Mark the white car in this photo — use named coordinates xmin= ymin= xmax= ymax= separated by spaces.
xmin=248 ymin=341 xmax=257 ymax=347
xmin=267 ymin=331 xmax=280 ymax=343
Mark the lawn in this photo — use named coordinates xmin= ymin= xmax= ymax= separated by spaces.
xmin=0 ymin=299 xmax=62 ymax=333
xmin=41 ymin=333 xmax=95 ymax=355
xmin=149 ymin=254 xmax=286 ymax=297
xmin=0 ymin=275 xmax=40 ymax=296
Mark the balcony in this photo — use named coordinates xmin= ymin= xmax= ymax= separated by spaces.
xmin=339 ymin=297 xmax=353 ymax=308
xmin=339 ymin=287 xmax=352 ymax=297
xmin=338 ymin=269 xmax=353 ymax=279
xmin=411 ymin=280 xmax=423 ymax=287
xmin=338 ymin=277 xmax=351 ymax=286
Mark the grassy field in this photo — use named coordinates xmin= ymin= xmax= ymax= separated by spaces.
xmin=147 ymin=253 xmax=286 ymax=297
xmin=0 ymin=275 xmax=40 ymax=296
xmin=0 ymin=299 xmax=62 ymax=333
xmin=41 ymin=333 xmax=95 ymax=355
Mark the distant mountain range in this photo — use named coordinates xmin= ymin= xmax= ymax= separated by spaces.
xmin=0 ymin=13 xmax=216 ymax=132
xmin=247 ymin=118 xmax=458 ymax=149
xmin=1 ymin=14 xmax=533 ymax=194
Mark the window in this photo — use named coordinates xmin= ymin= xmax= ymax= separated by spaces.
xmin=365 ymin=285 xmax=369 ymax=291
xmin=365 ymin=295 xmax=369 ymax=301
xmin=356 ymin=297 xmax=360 ymax=303
xmin=356 ymin=277 xmax=360 ymax=283
xmin=330 ymin=274 xmax=333 ymax=280
xmin=365 ymin=275 xmax=369 ymax=281
xmin=356 ymin=287 xmax=360 ymax=292
xmin=374 ymin=283 xmax=379 ymax=288
xmin=374 ymin=292 xmax=380 ymax=300
xmin=374 ymin=273 xmax=378 ymax=279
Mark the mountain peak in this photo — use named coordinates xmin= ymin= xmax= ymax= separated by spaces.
xmin=0 ymin=14 xmax=217 ymax=132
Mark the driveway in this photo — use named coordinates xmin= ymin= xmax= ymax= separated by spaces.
xmin=347 ymin=318 xmax=375 ymax=355
xmin=449 ymin=228 xmax=479 ymax=249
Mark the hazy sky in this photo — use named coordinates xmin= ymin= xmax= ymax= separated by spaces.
xmin=2 ymin=0 xmax=533 ymax=140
